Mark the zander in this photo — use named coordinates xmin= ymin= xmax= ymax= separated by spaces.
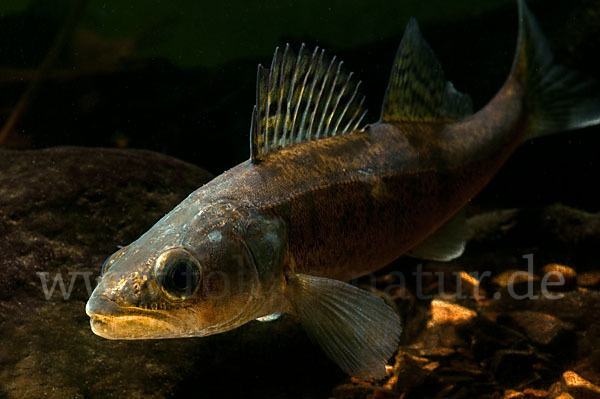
xmin=86 ymin=0 xmax=600 ymax=379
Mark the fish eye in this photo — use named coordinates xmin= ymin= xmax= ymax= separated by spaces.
xmin=154 ymin=248 xmax=202 ymax=300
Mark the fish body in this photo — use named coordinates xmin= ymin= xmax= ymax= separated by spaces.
xmin=200 ymin=107 xmax=522 ymax=283
xmin=86 ymin=0 xmax=600 ymax=379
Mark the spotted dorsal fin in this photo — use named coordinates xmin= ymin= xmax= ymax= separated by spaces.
xmin=380 ymin=19 xmax=472 ymax=123
xmin=250 ymin=44 xmax=367 ymax=163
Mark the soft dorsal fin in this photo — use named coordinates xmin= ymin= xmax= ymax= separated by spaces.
xmin=250 ymin=44 xmax=367 ymax=163
xmin=380 ymin=19 xmax=473 ymax=123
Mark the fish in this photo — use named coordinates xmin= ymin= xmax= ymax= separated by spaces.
xmin=86 ymin=0 xmax=600 ymax=379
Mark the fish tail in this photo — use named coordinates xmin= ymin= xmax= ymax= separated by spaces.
xmin=511 ymin=0 xmax=600 ymax=139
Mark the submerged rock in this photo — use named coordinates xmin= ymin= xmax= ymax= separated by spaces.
xmin=335 ymin=204 xmax=600 ymax=398
xmin=508 ymin=310 xmax=573 ymax=347
xmin=0 ymin=147 xmax=213 ymax=303
xmin=577 ymin=271 xmax=600 ymax=289
xmin=560 ymin=371 xmax=600 ymax=399
xmin=2 ymin=147 xmax=600 ymax=399
xmin=0 ymin=147 xmax=340 ymax=399
xmin=428 ymin=300 xmax=476 ymax=326
xmin=539 ymin=264 xmax=577 ymax=291
xmin=0 ymin=147 xmax=214 ymax=399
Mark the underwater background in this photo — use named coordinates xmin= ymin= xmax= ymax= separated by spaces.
xmin=0 ymin=0 xmax=599 ymax=398
xmin=0 ymin=0 xmax=599 ymax=208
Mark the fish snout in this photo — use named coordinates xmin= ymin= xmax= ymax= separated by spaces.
xmin=86 ymin=293 xmax=127 ymax=339
xmin=85 ymin=294 xmax=122 ymax=318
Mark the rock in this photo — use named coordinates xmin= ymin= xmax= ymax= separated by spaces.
xmin=388 ymin=352 xmax=437 ymax=393
xmin=492 ymin=269 xmax=540 ymax=290
xmin=491 ymin=269 xmax=541 ymax=301
xmin=467 ymin=208 xmax=519 ymax=243
xmin=491 ymin=349 xmax=537 ymax=385
xmin=468 ymin=314 xmax=528 ymax=361
xmin=578 ymin=272 xmax=600 ymax=289
xmin=0 ymin=147 xmax=340 ymax=399
xmin=572 ymin=346 xmax=600 ymax=392
xmin=540 ymin=205 xmax=600 ymax=251
xmin=372 ymin=389 xmax=402 ymax=399
xmin=383 ymin=202 xmax=600 ymax=398
xmin=0 ymin=147 xmax=214 ymax=399
xmin=486 ymin=288 xmax=600 ymax=327
xmin=548 ymin=382 xmax=572 ymax=399
xmin=428 ymin=300 xmax=477 ymax=327
xmin=539 ymin=264 xmax=576 ymax=291
xmin=504 ymin=389 xmax=525 ymax=398
xmin=0 ymin=153 xmax=598 ymax=399
xmin=332 ymin=384 xmax=377 ymax=399
xmin=409 ymin=300 xmax=477 ymax=356
xmin=504 ymin=388 xmax=550 ymax=399
xmin=561 ymin=371 xmax=600 ymax=399
xmin=387 ymin=285 xmax=416 ymax=316
xmin=0 ymin=147 xmax=212 ymax=301
xmin=522 ymin=388 xmax=549 ymax=398
xmin=553 ymin=394 xmax=574 ymax=399
xmin=508 ymin=311 xmax=573 ymax=347
xmin=455 ymin=270 xmax=488 ymax=302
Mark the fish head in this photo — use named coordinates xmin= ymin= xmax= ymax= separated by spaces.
xmin=86 ymin=199 xmax=287 ymax=339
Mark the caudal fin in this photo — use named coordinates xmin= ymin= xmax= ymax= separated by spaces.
xmin=512 ymin=0 xmax=600 ymax=139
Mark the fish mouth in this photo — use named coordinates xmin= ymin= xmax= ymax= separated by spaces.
xmin=86 ymin=294 xmax=181 ymax=339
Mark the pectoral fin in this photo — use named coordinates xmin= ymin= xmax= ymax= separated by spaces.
xmin=285 ymin=272 xmax=401 ymax=379
xmin=407 ymin=209 xmax=466 ymax=261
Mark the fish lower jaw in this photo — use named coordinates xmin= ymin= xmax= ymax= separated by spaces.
xmin=89 ymin=315 xmax=120 ymax=339
xmin=89 ymin=314 xmax=186 ymax=340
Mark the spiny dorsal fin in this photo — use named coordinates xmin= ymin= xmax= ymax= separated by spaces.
xmin=380 ymin=19 xmax=472 ymax=123
xmin=250 ymin=44 xmax=367 ymax=163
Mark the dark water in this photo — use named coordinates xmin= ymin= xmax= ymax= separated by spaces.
xmin=1 ymin=0 xmax=598 ymax=209
xmin=0 ymin=0 xmax=599 ymax=398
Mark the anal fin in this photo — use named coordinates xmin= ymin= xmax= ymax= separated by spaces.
xmin=285 ymin=272 xmax=402 ymax=379
xmin=407 ymin=209 xmax=466 ymax=261
xmin=256 ymin=313 xmax=283 ymax=322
